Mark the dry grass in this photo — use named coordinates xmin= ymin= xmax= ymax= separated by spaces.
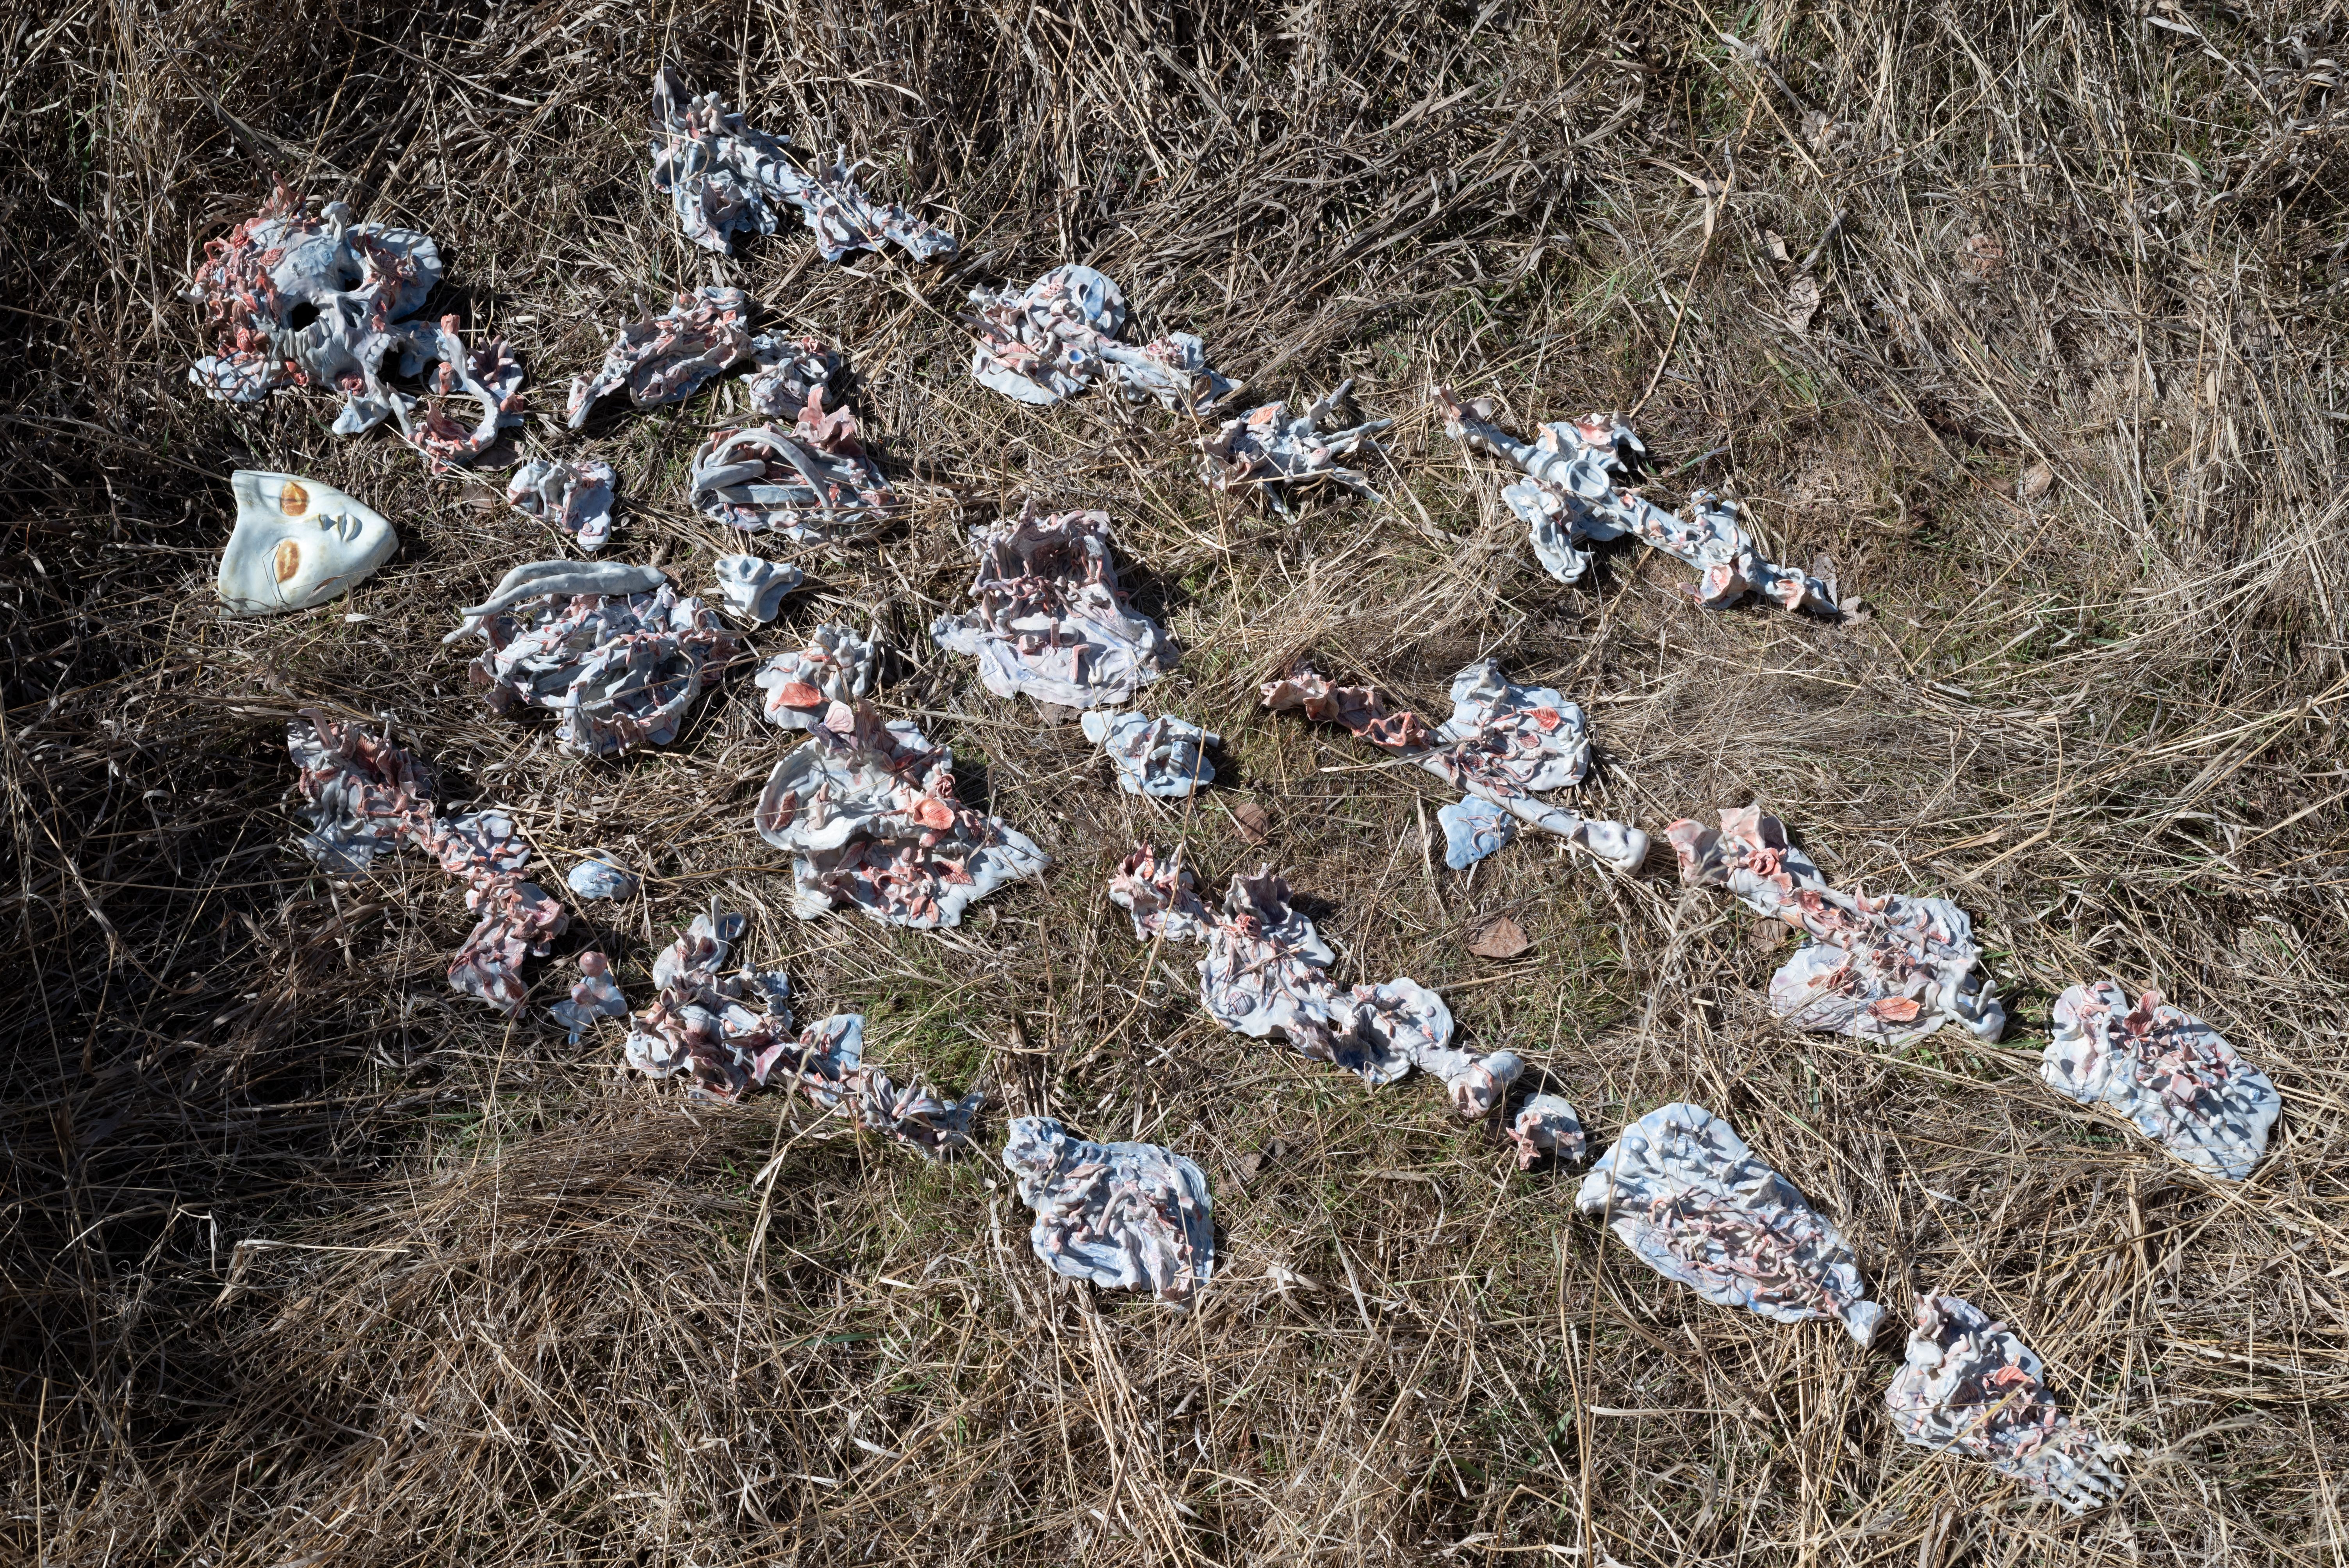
xmin=7 ymin=0 xmax=2349 ymax=1562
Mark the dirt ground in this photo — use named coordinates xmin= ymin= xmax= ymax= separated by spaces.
xmin=8 ymin=0 xmax=2349 ymax=1563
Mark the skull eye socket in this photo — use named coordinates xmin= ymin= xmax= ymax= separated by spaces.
xmin=273 ymin=538 xmax=303 ymax=583
xmin=279 ymin=481 xmax=310 ymax=517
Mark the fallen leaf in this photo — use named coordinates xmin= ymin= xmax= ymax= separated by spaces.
xmin=460 ymin=484 xmax=503 ymax=512
xmin=2019 ymin=462 xmax=2054 ymax=502
xmin=1961 ymin=232 xmax=2005 ymax=280
xmin=1467 ymin=915 xmax=1531 ymax=960
xmin=1801 ymin=109 xmax=1838 ymax=153
xmin=1786 ymin=275 xmax=1822 ymax=334
xmin=1750 ymin=916 xmax=1789 ymax=949
xmin=1763 ymin=229 xmax=1792 ymax=264
xmin=1233 ymin=801 xmax=1273 ymax=844
xmin=1035 ymin=701 xmax=1081 ymax=728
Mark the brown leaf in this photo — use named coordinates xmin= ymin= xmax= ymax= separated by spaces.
xmin=1750 ymin=916 xmax=1789 ymax=949
xmin=1786 ymin=275 xmax=1821 ymax=335
xmin=1035 ymin=701 xmax=1081 ymax=728
xmin=2018 ymin=461 xmax=2054 ymax=502
xmin=460 ymin=484 xmax=503 ymax=512
xmin=1467 ymin=915 xmax=1531 ymax=960
xmin=1961 ymin=232 xmax=2005 ymax=280
xmin=1762 ymin=229 xmax=1792 ymax=264
xmin=1233 ymin=801 xmax=1273 ymax=844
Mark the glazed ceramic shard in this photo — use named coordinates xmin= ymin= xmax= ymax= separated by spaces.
xmin=1080 ymin=711 xmax=1219 ymax=797
xmin=752 ymin=698 xmax=1049 ymax=928
xmin=1105 ymin=842 xmax=1213 ymax=943
xmin=443 ymin=560 xmax=670 ymax=641
xmin=1438 ymin=796 xmax=1515 ymax=870
xmin=565 ymin=854 xmax=638 ymax=900
xmin=1887 ymin=1294 xmax=2128 ymax=1514
xmin=285 ymin=710 xmax=566 ymax=1012
xmin=218 ymin=472 xmax=397 ymax=615
xmin=964 ymin=264 xmax=1237 ymax=414
xmin=689 ymin=394 xmax=894 ymax=537
xmin=1576 ymin=1103 xmax=1882 ymax=1344
xmin=1262 ymin=659 xmax=1648 ymax=873
xmin=507 ymin=458 xmax=618 ymax=553
xmin=1435 ymin=386 xmax=1835 ymax=614
xmin=186 ymin=188 xmax=523 ymax=467
xmin=1666 ymin=806 xmax=2005 ymax=1046
xmin=1508 ymin=1094 xmax=1588 ymax=1169
xmin=713 ymin=554 xmax=804 ymax=624
xmin=551 ymin=950 xmax=629 ymax=1043
xmin=1002 ymin=1116 xmax=1214 ymax=1301
xmin=452 ymin=567 xmax=740 ymax=758
xmin=1412 ymin=1044 xmax=1525 ymax=1117
xmin=765 ymin=1013 xmax=984 ymax=1158
xmin=1199 ymin=381 xmax=1391 ymax=511
xmin=621 ymin=902 xmax=798 ymax=1102
xmin=753 ymin=623 xmax=880 ymax=732
xmin=566 ymin=287 xmax=760 ymax=428
xmin=649 ymin=69 xmax=956 ymax=263
xmin=2044 ymin=982 xmax=2279 ymax=1180
xmin=930 ymin=504 xmax=1178 ymax=710
xmin=745 ymin=335 xmax=847 ymax=419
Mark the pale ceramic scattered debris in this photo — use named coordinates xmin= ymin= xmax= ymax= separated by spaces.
xmin=621 ymin=902 xmax=796 ymax=1101
xmin=1199 ymin=381 xmax=1391 ymax=511
xmin=507 ymin=458 xmax=618 ymax=552
xmin=448 ymin=564 xmax=740 ymax=758
xmin=566 ymin=286 xmax=760 ymax=428
xmin=1263 ymin=659 xmax=1647 ymax=872
xmin=753 ymin=699 xmax=1049 ymax=928
xmin=1508 ymin=1094 xmax=1588 ymax=1169
xmin=217 ymin=471 xmax=397 ymax=615
xmin=1666 ymin=806 xmax=2005 ymax=1045
xmin=688 ymin=391 xmax=893 ymax=536
xmin=1002 ymin=1116 xmax=1214 ymax=1301
xmin=551 ymin=950 xmax=629 ymax=1043
xmin=287 ymin=709 xmax=566 ymax=1012
xmin=930 ymin=504 xmax=1178 ymax=709
xmin=1887 ymin=1294 xmax=2129 ymax=1515
xmin=1438 ymin=796 xmax=1515 ymax=870
xmin=964 ymin=264 xmax=1236 ymax=413
xmin=713 ymin=554 xmax=804 ymax=624
xmin=753 ymin=623 xmax=880 ymax=732
xmin=1435 ymin=386 xmax=1836 ymax=614
xmin=765 ymin=1013 xmax=984 ymax=1158
xmin=1576 ymin=1102 xmax=1882 ymax=1343
xmin=2044 ymin=982 xmax=2279 ymax=1180
xmin=565 ymin=854 xmax=637 ymax=901
xmin=1080 ymin=711 xmax=1219 ymax=797
xmin=650 ymin=69 xmax=956 ymax=263
xmin=186 ymin=187 xmax=525 ymax=468
xmin=745 ymin=335 xmax=847 ymax=419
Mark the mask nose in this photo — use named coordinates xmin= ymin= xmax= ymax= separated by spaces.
xmin=321 ymin=510 xmax=364 ymax=543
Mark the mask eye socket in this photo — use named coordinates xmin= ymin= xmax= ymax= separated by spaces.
xmin=273 ymin=538 xmax=303 ymax=583
xmin=279 ymin=481 xmax=310 ymax=518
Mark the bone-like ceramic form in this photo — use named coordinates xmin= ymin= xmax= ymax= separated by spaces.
xmin=650 ymin=69 xmax=956 ymax=262
xmin=1080 ymin=711 xmax=1219 ymax=797
xmin=508 ymin=458 xmax=618 ymax=553
xmin=218 ymin=471 xmax=397 ymax=615
xmin=1412 ymin=1044 xmax=1526 ymax=1117
xmin=1438 ymin=796 xmax=1516 ymax=871
xmin=764 ymin=1013 xmax=984 ymax=1158
xmin=1002 ymin=1116 xmax=1215 ymax=1301
xmin=1435 ymin=386 xmax=1836 ymax=614
xmin=1104 ymin=842 xmax=1214 ymax=943
xmin=1263 ymin=659 xmax=1648 ymax=873
xmin=2044 ymin=982 xmax=2279 ymax=1180
xmin=551 ymin=950 xmax=629 ymax=1043
xmin=1508 ymin=1094 xmax=1588 ymax=1169
xmin=453 ymin=572 xmax=739 ymax=758
xmin=1576 ymin=1103 xmax=1882 ymax=1343
xmin=287 ymin=710 xmax=566 ymax=1012
xmin=745 ymin=335 xmax=847 ymax=419
xmin=567 ymin=287 xmax=760 ymax=428
xmin=964 ymin=264 xmax=1237 ymax=413
xmin=1666 ymin=806 xmax=2005 ymax=1046
xmin=443 ymin=559 xmax=670 ymax=641
xmin=376 ymin=316 xmax=526 ymax=470
xmin=621 ymin=902 xmax=795 ymax=1101
xmin=713 ymin=554 xmax=805 ymax=624
xmin=566 ymin=855 xmax=638 ymax=900
xmin=1887 ymin=1293 xmax=2128 ymax=1514
xmin=690 ymin=390 xmax=893 ymax=537
xmin=753 ymin=699 xmax=1049 ymax=928
xmin=930 ymin=504 xmax=1178 ymax=710
xmin=753 ymin=623 xmax=880 ymax=732
xmin=1199 ymin=381 xmax=1391 ymax=511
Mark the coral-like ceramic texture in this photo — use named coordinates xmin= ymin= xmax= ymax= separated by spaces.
xmin=965 ymin=264 xmax=1235 ymax=413
xmin=1199 ymin=382 xmax=1391 ymax=511
xmin=2044 ymin=982 xmax=2279 ymax=1180
xmin=1080 ymin=711 xmax=1219 ymax=797
xmin=1002 ymin=1116 xmax=1215 ymax=1300
xmin=931 ymin=504 xmax=1178 ymax=709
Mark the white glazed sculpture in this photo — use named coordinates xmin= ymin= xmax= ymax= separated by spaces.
xmin=218 ymin=471 xmax=398 ymax=615
xmin=713 ymin=554 xmax=805 ymax=624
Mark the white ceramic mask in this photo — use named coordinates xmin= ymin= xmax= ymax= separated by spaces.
xmin=219 ymin=470 xmax=398 ymax=614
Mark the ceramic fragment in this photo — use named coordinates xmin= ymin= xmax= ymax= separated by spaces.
xmin=753 ymin=623 xmax=880 ymax=732
xmin=1435 ymin=386 xmax=1835 ymax=614
xmin=1887 ymin=1294 xmax=2128 ymax=1514
xmin=1412 ymin=1044 xmax=1525 ymax=1117
xmin=551 ymin=950 xmax=629 ymax=1043
xmin=450 ymin=566 xmax=739 ymax=758
xmin=650 ymin=69 xmax=956 ymax=263
xmin=507 ymin=458 xmax=618 ymax=553
xmin=930 ymin=504 xmax=1178 ymax=709
xmin=286 ymin=710 xmax=566 ymax=1012
xmin=218 ymin=471 xmax=397 ymax=615
xmin=713 ymin=554 xmax=804 ymax=624
xmin=1199 ymin=381 xmax=1391 ymax=511
xmin=745 ymin=334 xmax=847 ymax=419
xmin=1080 ymin=711 xmax=1219 ymax=797
xmin=752 ymin=699 xmax=1049 ymax=928
xmin=1575 ymin=1102 xmax=1882 ymax=1344
xmin=1666 ymin=806 xmax=2004 ymax=1045
xmin=1105 ymin=841 xmax=1212 ymax=943
xmin=621 ymin=901 xmax=795 ymax=1101
xmin=566 ymin=286 xmax=759 ymax=428
xmin=1002 ymin=1116 xmax=1214 ymax=1301
xmin=1438 ymin=796 xmax=1515 ymax=870
xmin=964 ymin=264 xmax=1236 ymax=413
xmin=1507 ymin=1094 xmax=1588 ymax=1169
xmin=763 ymin=1013 xmax=984 ymax=1157
xmin=2044 ymin=982 xmax=2279 ymax=1180
xmin=379 ymin=316 xmax=526 ymax=470
xmin=1263 ymin=659 xmax=1647 ymax=873
xmin=565 ymin=855 xmax=638 ymax=901
xmin=688 ymin=392 xmax=893 ymax=537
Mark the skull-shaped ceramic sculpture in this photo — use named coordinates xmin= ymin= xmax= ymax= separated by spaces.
xmin=218 ymin=471 xmax=398 ymax=615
